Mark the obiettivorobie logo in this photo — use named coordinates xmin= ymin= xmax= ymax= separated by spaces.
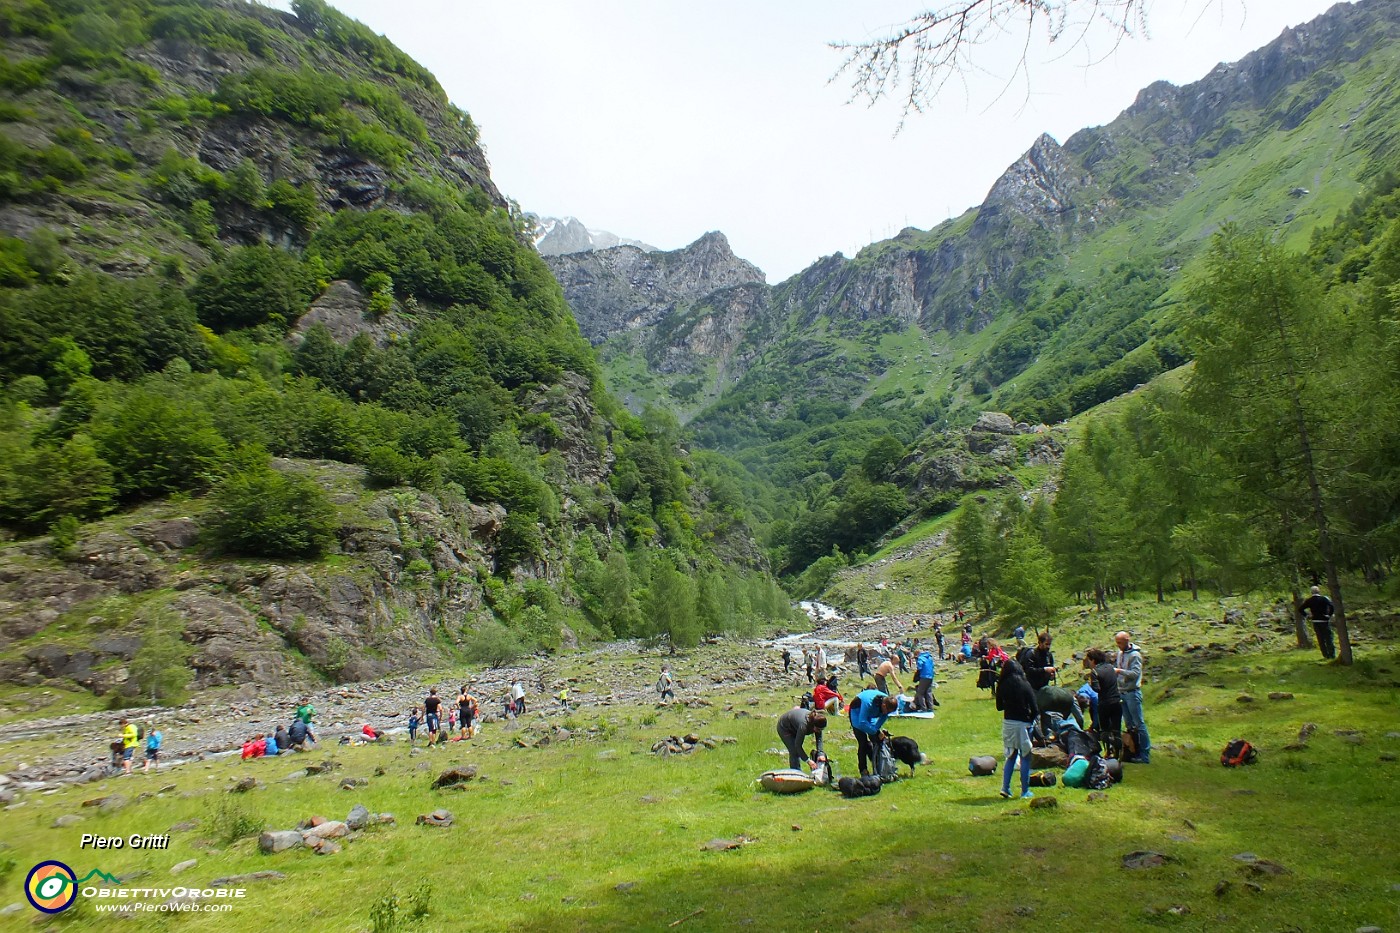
xmin=24 ymin=861 xmax=121 ymax=913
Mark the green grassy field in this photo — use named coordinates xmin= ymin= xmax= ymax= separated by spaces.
xmin=3 ymin=602 xmax=1397 ymax=932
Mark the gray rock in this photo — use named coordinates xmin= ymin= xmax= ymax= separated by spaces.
xmin=53 ymin=814 xmax=83 ymax=828
xmin=346 ymin=804 xmax=370 ymax=831
xmin=1122 ymin=851 xmax=1174 ymax=869
xmin=259 ymin=831 xmax=304 ymax=854
xmin=169 ymin=859 xmax=197 ymax=875
xmin=209 ymin=871 xmax=285 ymax=887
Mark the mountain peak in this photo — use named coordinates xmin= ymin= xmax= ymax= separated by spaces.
xmin=531 ymin=215 xmax=656 ymax=256
xmin=979 ymin=132 xmax=1090 ymax=223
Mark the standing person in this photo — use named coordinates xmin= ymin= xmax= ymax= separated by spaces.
xmin=118 ymin=719 xmax=138 ymax=775
xmin=816 ymin=645 xmax=829 ymax=681
xmin=143 ymin=727 xmax=162 ymax=773
xmin=934 ymin=621 xmax=945 ymax=660
xmin=914 ymin=646 xmax=937 ymax=711
xmin=1023 ymin=632 xmax=1057 ymax=692
xmin=296 ymin=698 xmax=315 ymax=726
xmin=856 ymin=644 xmax=871 ymax=678
xmin=895 ymin=644 xmax=909 ymax=674
xmin=1013 ymin=624 xmax=1027 ymax=648
xmin=1301 ymin=585 xmax=1336 ymax=660
xmin=511 ymin=680 xmax=527 ymax=716
xmin=457 ymin=686 xmax=478 ymax=740
xmin=1084 ymin=648 xmax=1122 ymax=759
xmin=1114 ymin=631 xmax=1151 ymax=764
xmin=782 ymin=648 xmax=792 ymax=674
xmin=657 ymin=665 xmax=675 ymax=702
xmin=995 ymin=660 xmax=1038 ymax=800
xmin=776 ymin=707 xmax=827 ymax=771
xmin=407 ymin=707 xmax=421 ymax=746
xmin=872 ymin=656 xmax=904 ymax=696
xmin=423 ymin=688 xmax=442 ymax=744
xmin=847 ymin=689 xmax=899 ymax=778
xmin=803 ymin=649 xmax=814 ymax=684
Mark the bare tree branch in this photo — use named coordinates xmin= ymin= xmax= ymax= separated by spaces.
xmin=831 ymin=0 xmax=1153 ymax=130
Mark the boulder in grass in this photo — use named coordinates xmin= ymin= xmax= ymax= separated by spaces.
xmin=432 ymin=767 xmax=477 ymax=789
xmin=416 ymin=809 xmax=454 ymax=828
xmin=346 ymin=805 xmax=370 ymax=831
xmin=1030 ymin=746 xmax=1068 ymax=769
xmin=259 ymin=831 xmax=304 ymax=854
xmin=302 ymin=820 xmax=348 ymax=841
xmin=1122 ymin=851 xmax=1175 ymax=870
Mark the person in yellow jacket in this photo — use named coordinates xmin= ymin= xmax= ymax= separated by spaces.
xmin=119 ymin=718 xmax=138 ymax=776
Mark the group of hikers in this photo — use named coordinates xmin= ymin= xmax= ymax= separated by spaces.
xmin=773 ymin=620 xmax=1153 ymax=801
xmin=240 ymin=701 xmax=319 ymax=758
xmin=408 ymin=681 xmax=530 ymax=746
xmin=108 ymin=717 xmax=162 ymax=775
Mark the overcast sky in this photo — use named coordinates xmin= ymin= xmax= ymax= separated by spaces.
xmin=287 ymin=0 xmax=1351 ymax=282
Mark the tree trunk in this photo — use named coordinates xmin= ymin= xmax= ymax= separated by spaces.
xmin=1288 ymin=582 xmax=1311 ymax=649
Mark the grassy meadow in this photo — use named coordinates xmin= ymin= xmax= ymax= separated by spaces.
xmin=2 ymin=601 xmax=1397 ymax=932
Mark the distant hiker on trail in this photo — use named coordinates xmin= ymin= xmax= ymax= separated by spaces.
xmin=813 ymin=675 xmax=844 ymax=715
xmin=1301 ymin=585 xmax=1336 ymax=660
xmin=408 ymin=708 xmax=421 ymax=746
xmin=856 ymin=644 xmax=871 ymax=677
xmin=776 ymin=707 xmax=827 ymax=771
xmin=556 ymin=687 xmax=570 ymax=710
xmin=914 ymin=647 xmax=937 ymax=711
xmin=143 ymin=728 xmax=162 ymax=773
xmin=1084 ymin=648 xmax=1122 ymax=759
xmin=1114 ymin=632 xmax=1150 ymax=764
xmin=847 ymin=689 xmax=898 ymax=778
xmin=511 ymin=680 xmax=527 ymax=716
xmin=457 ymin=687 xmax=478 ymax=740
xmin=934 ymin=621 xmax=945 ymax=660
xmin=782 ymin=648 xmax=792 ymax=674
xmin=996 ymin=660 xmax=1038 ymax=800
xmin=657 ymin=665 xmax=675 ymax=702
xmin=804 ymin=649 xmax=814 ymax=683
xmin=1014 ymin=624 xmax=1026 ymax=648
xmin=119 ymin=718 xmax=137 ymax=775
xmin=872 ymin=657 xmax=904 ymax=696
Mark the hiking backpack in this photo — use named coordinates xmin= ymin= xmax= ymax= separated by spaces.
xmin=1221 ymin=739 xmax=1258 ymax=767
xmin=874 ymin=742 xmax=899 ymax=784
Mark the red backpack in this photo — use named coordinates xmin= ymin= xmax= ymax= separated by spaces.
xmin=1221 ymin=739 xmax=1258 ymax=767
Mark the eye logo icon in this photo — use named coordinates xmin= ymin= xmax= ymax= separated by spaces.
xmin=26 ymin=860 xmax=78 ymax=913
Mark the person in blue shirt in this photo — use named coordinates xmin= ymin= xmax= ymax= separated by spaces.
xmin=1075 ymin=681 xmax=1099 ymax=733
xmin=142 ymin=729 xmax=162 ymax=774
xmin=914 ymin=648 xmax=937 ymax=711
xmin=263 ymin=732 xmax=279 ymax=756
xmin=848 ymin=688 xmax=899 ymax=778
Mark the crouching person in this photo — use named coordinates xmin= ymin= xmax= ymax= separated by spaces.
xmin=776 ymin=707 xmax=827 ymax=774
xmin=848 ymin=689 xmax=899 ymax=778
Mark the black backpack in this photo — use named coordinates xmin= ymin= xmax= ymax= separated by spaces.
xmin=1221 ymin=739 xmax=1258 ymax=767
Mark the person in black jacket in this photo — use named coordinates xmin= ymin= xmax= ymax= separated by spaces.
xmin=995 ymin=660 xmax=1038 ymax=799
xmin=1084 ymin=648 xmax=1121 ymax=759
xmin=1023 ymin=632 xmax=1057 ymax=691
xmin=1300 ymin=585 xmax=1335 ymax=659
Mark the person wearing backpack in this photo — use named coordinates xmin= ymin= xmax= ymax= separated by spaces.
xmin=657 ymin=665 xmax=675 ymax=702
xmin=1301 ymin=585 xmax=1336 ymax=660
xmin=1114 ymin=632 xmax=1151 ymax=764
xmin=995 ymin=660 xmax=1038 ymax=800
xmin=143 ymin=728 xmax=162 ymax=773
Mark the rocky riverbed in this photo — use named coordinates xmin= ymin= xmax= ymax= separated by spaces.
xmin=0 ymin=610 xmax=955 ymax=798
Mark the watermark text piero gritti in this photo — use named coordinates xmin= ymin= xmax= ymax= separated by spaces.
xmin=80 ymin=833 xmax=170 ymax=850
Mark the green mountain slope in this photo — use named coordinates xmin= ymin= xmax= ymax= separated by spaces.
xmin=0 ymin=0 xmax=790 ymax=701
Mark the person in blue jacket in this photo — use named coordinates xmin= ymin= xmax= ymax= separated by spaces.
xmin=848 ymin=688 xmax=899 ymax=777
xmin=263 ymin=731 xmax=279 ymax=756
xmin=914 ymin=647 xmax=938 ymax=711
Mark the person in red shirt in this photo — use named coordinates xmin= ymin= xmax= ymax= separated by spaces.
xmin=812 ymin=676 xmax=844 ymax=714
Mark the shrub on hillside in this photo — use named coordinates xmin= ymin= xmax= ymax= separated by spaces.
xmin=206 ymin=457 xmax=337 ymax=559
